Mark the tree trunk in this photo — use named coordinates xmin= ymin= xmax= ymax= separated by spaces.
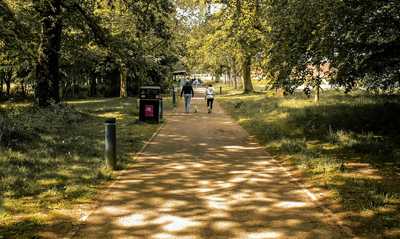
xmin=233 ymin=68 xmax=238 ymax=89
xmin=5 ymin=79 xmax=11 ymax=96
xmin=227 ymin=67 xmax=232 ymax=87
xmin=242 ymin=55 xmax=254 ymax=93
xmin=0 ymin=77 xmax=3 ymax=96
xmin=69 ymin=79 xmax=73 ymax=98
xmin=35 ymin=0 xmax=62 ymax=106
xmin=74 ymin=78 xmax=80 ymax=97
xmin=314 ymin=70 xmax=322 ymax=103
xmin=20 ymin=80 xmax=26 ymax=97
xmin=63 ymin=80 xmax=70 ymax=99
xmin=2 ymin=69 xmax=12 ymax=97
xmin=224 ymin=71 xmax=227 ymax=84
xmin=49 ymin=8 xmax=62 ymax=103
xmin=215 ymin=73 xmax=220 ymax=83
xmin=89 ymin=77 xmax=97 ymax=97
xmin=314 ymin=85 xmax=320 ymax=103
xmin=120 ymin=64 xmax=127 ymax=98
xmin=60 ymin=80 xmax=65 ymax=99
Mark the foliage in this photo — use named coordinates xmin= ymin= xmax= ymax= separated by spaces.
xmin=0 ymin=1 xmax=37 ymax=99
xmin=181 ymin=0 xmax=399 ymax=95
xmin=0 ymin=0 xmax=180 ymax=103
xmin=180 ymin=1 xmax=262 ymax=92
xmin=262 ymin=0 xmax=400 ymax=93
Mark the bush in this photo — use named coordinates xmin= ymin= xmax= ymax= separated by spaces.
xmin=0 ymin=104 xmax=85 ymax=148
xmin=0 ymin=109 xmax=34 ymax=148
xmin=280 ymin=139 xmax=307 ymax=153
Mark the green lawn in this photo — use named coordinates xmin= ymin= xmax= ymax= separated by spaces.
xmin=0 ymin=98 xmax=161 ymax=238
xmin=219 ymin=90 xmax=400 ymax=238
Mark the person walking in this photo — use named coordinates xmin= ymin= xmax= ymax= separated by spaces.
xmin=205 ymin=84 xmax=215 ymax=113
xmin=193 ymin=78 xmax=200 ymax=89
xmin=180 ymin=81 xmax=194 ymax=113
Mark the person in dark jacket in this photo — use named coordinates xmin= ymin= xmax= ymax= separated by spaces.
xmin=180 ymin=81 xmax=194 ymax=113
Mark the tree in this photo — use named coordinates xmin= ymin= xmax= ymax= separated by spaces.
xmin=182 ymin=1 xmax=265 ymax=93
xmin=33 ymin=0 xmax=62 ymax=106
xmin=230 ymin=0 xmax=264 ymax=93
xmin=332 ymin=0 xmax=400 ymax=92
xmin=1 ymin=0 xmax=178 ymax=104
xmin=261 ymin=0 xmax=400 ymax=97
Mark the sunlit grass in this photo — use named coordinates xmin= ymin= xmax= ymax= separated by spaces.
xmin=0 ymin=97 xmax=160 ymax=238
xmin=215 ymin=79 xmax=269 ymax=95
xmin=219 ymin=89 xmax=400 ymax=238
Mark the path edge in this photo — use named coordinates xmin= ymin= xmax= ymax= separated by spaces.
xmin=65 ymin=121 xmax=166 ymax=239
xmin=133 ymin=121 xmax=166 ymax=160
xmin=218 ymin=101 xmax=357 ymax=239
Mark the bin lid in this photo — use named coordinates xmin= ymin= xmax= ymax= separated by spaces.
xmin=140 ymin=86 xmax=161 ymax=90
xmin=173 ymin=70 xmax=187 ymax=75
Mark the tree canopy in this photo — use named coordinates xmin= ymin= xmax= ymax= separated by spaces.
xmin=1 ymin=0 xmax=399 ymax=104
xmin=181 ymin=0 xmax=400 ymax=94
xmin=1 ymin=0 xmax=181 ymax=105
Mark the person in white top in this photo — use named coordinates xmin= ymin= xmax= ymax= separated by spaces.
xmin=205 ymin=84 xmax=215 ymax=113
xmin=193 ymin=78 xmax=200 ymax=88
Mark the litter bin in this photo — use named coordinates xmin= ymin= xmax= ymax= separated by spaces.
xmin=139 ymin=86 xmax=163 ymax=123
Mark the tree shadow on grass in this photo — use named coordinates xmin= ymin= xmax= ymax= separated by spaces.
xmin=332 ymin=176 xmax=400 ymax=238
xmin=0 ymin=212 xmax=79 ymax=239
xmin=0 ymin=219 xmax=44 ymax=239
xmin=230 ymin=95 xmax=400 ymax=164
xmin=282 ymin=102 xmax=400 ymax=166
xmin=221 ymin=95 xmax=400 ymax=238
xmin=0 ymin=97 xmax=155 ymax=237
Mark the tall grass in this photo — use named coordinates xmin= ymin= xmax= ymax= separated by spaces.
xmin=219 ymin=90 xmax=400 ymax=238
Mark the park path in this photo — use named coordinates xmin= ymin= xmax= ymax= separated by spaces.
xmin=73 ymin=88 xmax=349 ymax=239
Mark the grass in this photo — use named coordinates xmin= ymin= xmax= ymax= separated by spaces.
xmin=214 ymin=79 xmax=270 ymax=95
xmin=219 ymin=89 xmax=400 ymax=238
xmin=0 ymin=97 xmax=161 ymax=238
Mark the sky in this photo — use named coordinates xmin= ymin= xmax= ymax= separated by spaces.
xmin=176 ymin=3 xmax=224 ymax=26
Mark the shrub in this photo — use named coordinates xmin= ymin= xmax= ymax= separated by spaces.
xmin=280 ymin=139 xmax=307 ymax=153
xmin=0 ymin=109 xmax=34 ymax=148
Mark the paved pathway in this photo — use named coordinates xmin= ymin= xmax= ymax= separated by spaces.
xmin=74 ymin=89 xmax=349 ymax=239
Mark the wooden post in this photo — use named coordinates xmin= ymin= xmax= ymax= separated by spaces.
xmin=105 ymin=118 xmax=117 ymax=170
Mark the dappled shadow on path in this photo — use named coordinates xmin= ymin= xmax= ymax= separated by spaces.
xmin=75 ymin=99 xmax=348 ymax=239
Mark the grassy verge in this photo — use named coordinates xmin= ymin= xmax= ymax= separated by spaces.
xmin=0 ymin=98 xmax=161 ymax=238
xmin=213 ymin=79 xmax=270 ymax=95
xmin=219 ymin=90 xmax=400 ymax=238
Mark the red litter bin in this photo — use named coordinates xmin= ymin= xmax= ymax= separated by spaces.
xmin=144 ymin=105 xmax=154 ymax=117
xmin=139 ymin=86 xmax=163 ymax=123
